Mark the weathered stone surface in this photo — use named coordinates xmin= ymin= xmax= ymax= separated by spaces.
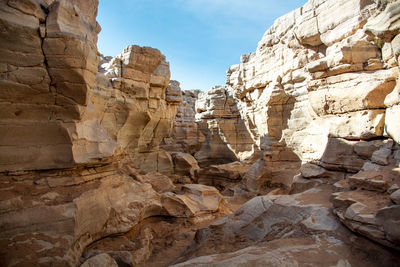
xmin=217 ymin=0 xmax=400 ymax=173
xmin=171 ymin=152 xmax=200 ymax=177
xmin=198 ymin=161 xmax=251 ymax=194
xmin=81 ymin=253 xmax=118 ymax=267
xmin=175 ymin=185 xmax=400 ymax=266
xmin=0 ymin=166 xmax=165 ymax=266
xmin=162 ymin=184 xmax=224 ymax=219
xmin=191 ymin=0 xmax=400 ymax=256
xmin=195 ymin=86 xmax=254 ymax=165
xmin=385 ymin=105 xmax=400 ymax=143
xmin=390 ymin=189 xmax=400 ymax=204
xmin=0 ymin=2 xmax=184 ymax=266
xmin=0 ymin=0 xmax=117 ymax=172
xmin=2 ymin=0 xmax=400 ymax=266
xmin=332 ymin=164 xmax=400 ymax=250
xmin=365 ymin=1 xmax=400 ymax=41
xmin=93 ymin=46 xmax=181 ymax=172
xmin=162 ymin=89 xmax=205 ymax=154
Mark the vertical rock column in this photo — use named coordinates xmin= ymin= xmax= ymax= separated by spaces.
xmin=93 ymin=45 xmax=182 ymax=173
xmin=0 ymin=0 xmax=118 ymax=172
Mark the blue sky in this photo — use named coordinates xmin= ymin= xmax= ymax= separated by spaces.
xmin=97 ymin=0 xmax=306 ymax=91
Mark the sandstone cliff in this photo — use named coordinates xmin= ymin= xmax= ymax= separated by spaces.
xmin=0 ymin=0 xmax=107 ymax=171
xmin=186 ymin=0 xmax=400 ymax=260
xmin=1 ymin=0 xmax=400 ymax=266
xmin=0 ymin=1 xmax=196 ymax=266
xmin=93 ymin=45 xmax=181 ymax=173
xmin=162 ymin=86 xmax=203 ymax=155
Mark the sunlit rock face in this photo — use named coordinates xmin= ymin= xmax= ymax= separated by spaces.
xmin=226 ymin=0 xmax=400 ymax=163
xmin=0 ymin=1 xmax=183 ymax=266
xmin=162 ymin=87 xmax=205 ymax=156
xmin=0 ymin=0 xmax=180 ymax=173
xmin=194 ymin=86 xmax=255 ymax=166
xmin=0 ymin=0 xmax=114 ymax=172
xmin=196 ymin=0 xmax=400 ymax=252
xmin=93 ymin=45 xmax=181 ymax=173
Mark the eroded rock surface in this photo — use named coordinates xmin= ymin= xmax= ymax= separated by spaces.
xmin=162 ymin=88 xmax=204 ymax=155
xmin=93 ymin=45 xmax=181 ymax=173
xmin=195 ymin=86 xmax=254 ymax=166
xmin=191 ymin=0 xmax=400 ymax=254
xmin=0 ymin=0 xmax=186 ymax=266
xmin=2 ymin=0 xmax=400 ymax=266
xmin=174 ymin=185 xmax=400 ymax=266
xmin=0 ymin=0 xmax=109 ymax=171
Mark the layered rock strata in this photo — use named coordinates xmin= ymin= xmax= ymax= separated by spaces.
xmin=0 ymin=0 xmax=109 ymax=171
xmin=224 ymin=0 xmax=400 ymax=169
xmin=93 ymin=45 xmax=181 ymax=173
xmin=192 ymin=0 xmax=400 ymax=257
xmin=162 ymin=86 xmax=204 ymax=155
xmin=174 ymin=185 xmax=400 ymax=266
xmin=2 ymin=0 xmax=400 ymax=266
xmin=195 ymin=86 xmax=254 ymax=166
xmin=0 ymin=1 xmax=198 ymax=266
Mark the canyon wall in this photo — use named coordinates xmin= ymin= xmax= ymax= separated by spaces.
xmin=0 ymin=0 xmax=109 ymax=171
xmin=93 ymin=46 xmax=181 ymax=173
xmin=191 ymin=0 xmax=400 ymax=255
xmin=1 ymin=0 xmax=400 ymax=266
xmin=162 ymin=86 xmax=203 ymax=155
xmin=195 ymin=86 xmax=255 ymax=166
xmin=225 ymin=0 xmax=400 ymax=167
xmin=0 ymin=0 xmax=179 ymax=173
xmin=0 ymin=1 xmax=185 ymax=266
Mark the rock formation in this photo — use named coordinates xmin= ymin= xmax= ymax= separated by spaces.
xmin=195 ymin=86 xmax=254 ymax=166
xmin=162 ymin=86 xmax=204 ymax=155
xmin=1 ymin=0 xmax=400 ymax=266
xmin=93 ymin=45 xmax=181 ymax=173
xmin=0 ymin=0 xmax=106 ymax=171
xmin=179 ymin=0 xmax=400 ymax=264
xmin=174 ymin=185 xmax=400 ymax=266
xmin=0 ymin=1 xmax=193 ymax=266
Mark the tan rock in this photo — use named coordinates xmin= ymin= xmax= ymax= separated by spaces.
xmin=195 ymin=86 xmax=254 ymax=165
xmin=327 ymin=110 xmax=386 ymax=140
xmin=0 ymin=169 xmax=163 ymax=266
xmin=390 ymin=189 xmax=400 ymax=204
xmin=365 ymin=1 xmax=400 ymax=41
xmin=348 ymin=170 xmax=393 ymax=192
xmin=162 ymin=89 xmax=205 ymax=154
xmin=0 ymin=0 xmax=119 ymax=172
xmin=371 ymin=147 xmax=392 ymax=165
xmin=332 ymin=186 xmax=400 ymax=250
xmin=198 ymin=161 xmax=251 ymax=194
xmin=92 ymin=46 xmax=181 ymax=172
xmin=141 ymin=172 xmax=175 ymax=193
xmin=171 ymin=152 xmax=200 ymax=177
xmin=162 ymin=184 xmax=223 ymax=218
xmin=175 ymin=185 xmax=400 ymax=266
xmin=319 ymin=138 xmax=365 ymax=172
xmin=308 ymin=70 xmax=396 ymax=116
xmin=81 ymin=253 xmax=118 ymax=267
xmin=385 ymin=105 xmax=400 ymax=143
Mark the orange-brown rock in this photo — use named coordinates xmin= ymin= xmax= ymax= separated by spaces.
xmin=162 ymin=88 xmax=205 ymax=155
xmin=93 ymin=46 xmax=181 ymax=173
xmin=195 ymin=86 xmax=254 ymax=166
xmin=0 ymin=0 xmax=117 ymax=172
xmin=174 ymin=185 xmax=400 ymax=266
xmin=195 ymin=0 xmax=400 ymax=256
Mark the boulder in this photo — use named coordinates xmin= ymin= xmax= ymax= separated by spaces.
xmin=162 ymin=184 xmax=224 ymax=219
xmin=174 ymin=185 xmax=400 ymax=266
xmin=171 ymin=152 xmax=200 ymax=177
xmin=81 ymin=253 xmax=118 ymax=267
